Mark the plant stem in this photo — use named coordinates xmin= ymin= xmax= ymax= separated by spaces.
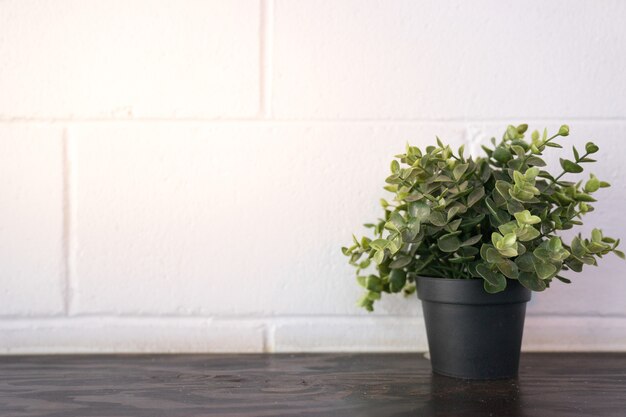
xmin=548 ymin=151 xmax=591 ymax=187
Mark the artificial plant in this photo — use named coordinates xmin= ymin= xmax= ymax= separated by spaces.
xmin=342 ymin=124 xmax=623 ymax=311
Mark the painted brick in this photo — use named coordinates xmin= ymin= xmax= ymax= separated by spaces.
xmin=523 ymin=317 xmax=626 ymax=351
xmin=71 ymin=123 xmax=465 ymax=316
xmin=0 ymin=124 xmax=65 ymax=315
xmin=0 ymin=318 xmax=264 ymax=353
xmin=271 ymin=317 xmax=428 ymax=352
xmin=0 ymin=0 xmax=260 ymax=119
xmin=273 ymin=0 xmax=626 ymax=119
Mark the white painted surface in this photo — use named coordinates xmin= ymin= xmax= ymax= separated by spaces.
xmin=0 ymin=0 xmax=260 ymax=119
xmin=0 ymin=0 xmax=625 ymax=353
xmin=0 ymin=125 xmax=65 ymax=315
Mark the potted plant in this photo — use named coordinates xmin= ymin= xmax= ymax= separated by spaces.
xmin=342 ymin=124 xmax=623 ymax=379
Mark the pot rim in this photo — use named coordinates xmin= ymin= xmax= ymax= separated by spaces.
xmin=416 ymin=275 xmax=532 ymax=305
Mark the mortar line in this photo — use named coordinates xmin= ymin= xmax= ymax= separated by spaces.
xmin=465 ymin=122 xmax=485 ymax=158
xmin=2 ymin=117 xmax=626 ymax=124
xmin=265 ymin=322 xmax=276 ymax=353
xmin=259 ymin=0 xmax=274 ymax=118
xmin=261 ymin=323 xmax=270 ymax=353
xmin=1 ymin=313 xmax=624 ymax=321
xmin=61 ymin=128 xmax=70 ymax=315
xmin=61 ymin=127 xmax=77 ymax=315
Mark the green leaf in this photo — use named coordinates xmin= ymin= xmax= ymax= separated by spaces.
xmin=438 ymin=234 xmax=462 ymax=252
xmin=404 ymin=218 xmax=421 ymax=241
xmin=514 ymin=210 xmax=541 ymax=225
xmin=497 ymin=246 xmax=518 ymax=258
xmin=434 ymin=175 xmax=453 ymax=182
xmin=566 ymin=258 xmax=583 ymax=272
xmin=476 ymin=264 xmax=507 ymax=293
xmin=518 ymin=271 xmax=547 ymax=291
xmin=366 ymin=275 xmax=383 ymax=292
xmin=446 ymin=218 xmax=462 ymax=232
xmin=502 ymin=232 xmax=517 ymax=247
xmin=545 ymin=142 xmax=563 ymax=148
xmin=506 ymin=125 xmax=519 ymax=139
xmin=387 ymin=235 xmax=402 ymax=254
xmin=548 ymin=236 xmax=563 ymax=252
xmin=511 ymin=145 xmax=526 ymax=158
xmin=389 ymin=255 xmax=412 ymax=269
xmin=560 ymin=158 xmax=583 ymax=173
xmin=491 ymin=232 xmax=503 ymax=246
xmin=584 ymin=175 xmax=600 ymax=193
xmin=575 ymin=193 xmax=596 ymax=202
xmin=495 ymin=182 xmax=512 ymax=201
xmin=533 ymin=247 xmax=551 ymax=261
xmin=409 ymin=201 xmax=431 ymax=220
xmin=370 ymin=239 xmax=388 ymax=251
xmin=493 ymin=147 xmax=513 ymax=164
xmin=515 ymin=253 xmax=535 ymax=272
xmin=389 ymin=270 xmax=407 ymax=293
xmin=571 ymin=236 xmax=585 ymax=257
xmin=592 ymin=228 xmax=602 ymax=242
xmin=373 ymin=249 xmax=385 ymax=265
xmin=357 ymin=294 xmax=374 ymax=311
xmin=497 ymin=259 xmax=519 ymax=279
xmin=467 ymin=186 xmax=485 ymax=207
xmin=429 ymin=211 xmax=447 ymax=227
xmin=356 ymin=276 xmax=367 ymax=288
xmin=367 ymin=291 xmax=381 ymax=300
xmin=533 ymin=258 xmax=557 ymax=280
xmin=524 ymin=167 xmax=540 ymax=181
xmin=453 ymin=163 xmax=469 ymax=180
xmin=485 ymin=246 xmax=503 ymax=264
xmin=460 ymin=245 xmax=479 ymax=256
xmin=517 ymin=225 xmax=541 ymax=242
xmin=485 ymin=198 xmax=510 ymax=226
xmin=498 ymin=219 xmax=517 ymax=234
xmin=385 ymin=174 xmax=401 ymax=184
xmin=384 ymin=221 xmax=399 ymax=232
xmin=531 ymin=130 xmax=539 ymax=141
xmin=447 ymin=206 xmax=460 ymax=222
xmin=461 ymin=234 xmax=483 ymax=247
xmin=484 ymin=279 xmax=507 ymax=294
xmin=526 ymin=156 xmax=546 ymax=167
xmin=389 ymin=211 xmax=405 ymax=228
xmin=390 ymin=159 xmax=400 ymax=173
xmin=554 ymin=275 xmax=572 ymax=284
xmin=585 ymin=142 xmax=599 ymax=154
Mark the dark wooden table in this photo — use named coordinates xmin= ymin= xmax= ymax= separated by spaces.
xmin=0 ymin=353 xmax=624 ymax=416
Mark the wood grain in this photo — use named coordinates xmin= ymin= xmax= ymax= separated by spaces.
xmin=0 ymin=353 xmax=624 ymax=416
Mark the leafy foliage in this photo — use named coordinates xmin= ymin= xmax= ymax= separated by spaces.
xmin=342 ymin=124 xmax=623 ymax=311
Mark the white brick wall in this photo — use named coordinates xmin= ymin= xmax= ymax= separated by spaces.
xmin=1 ymin=0 xmax=625 ymax=353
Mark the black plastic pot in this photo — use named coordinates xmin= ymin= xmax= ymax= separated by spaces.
xmin=417 ymin=276 xmax=531 ymax=380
